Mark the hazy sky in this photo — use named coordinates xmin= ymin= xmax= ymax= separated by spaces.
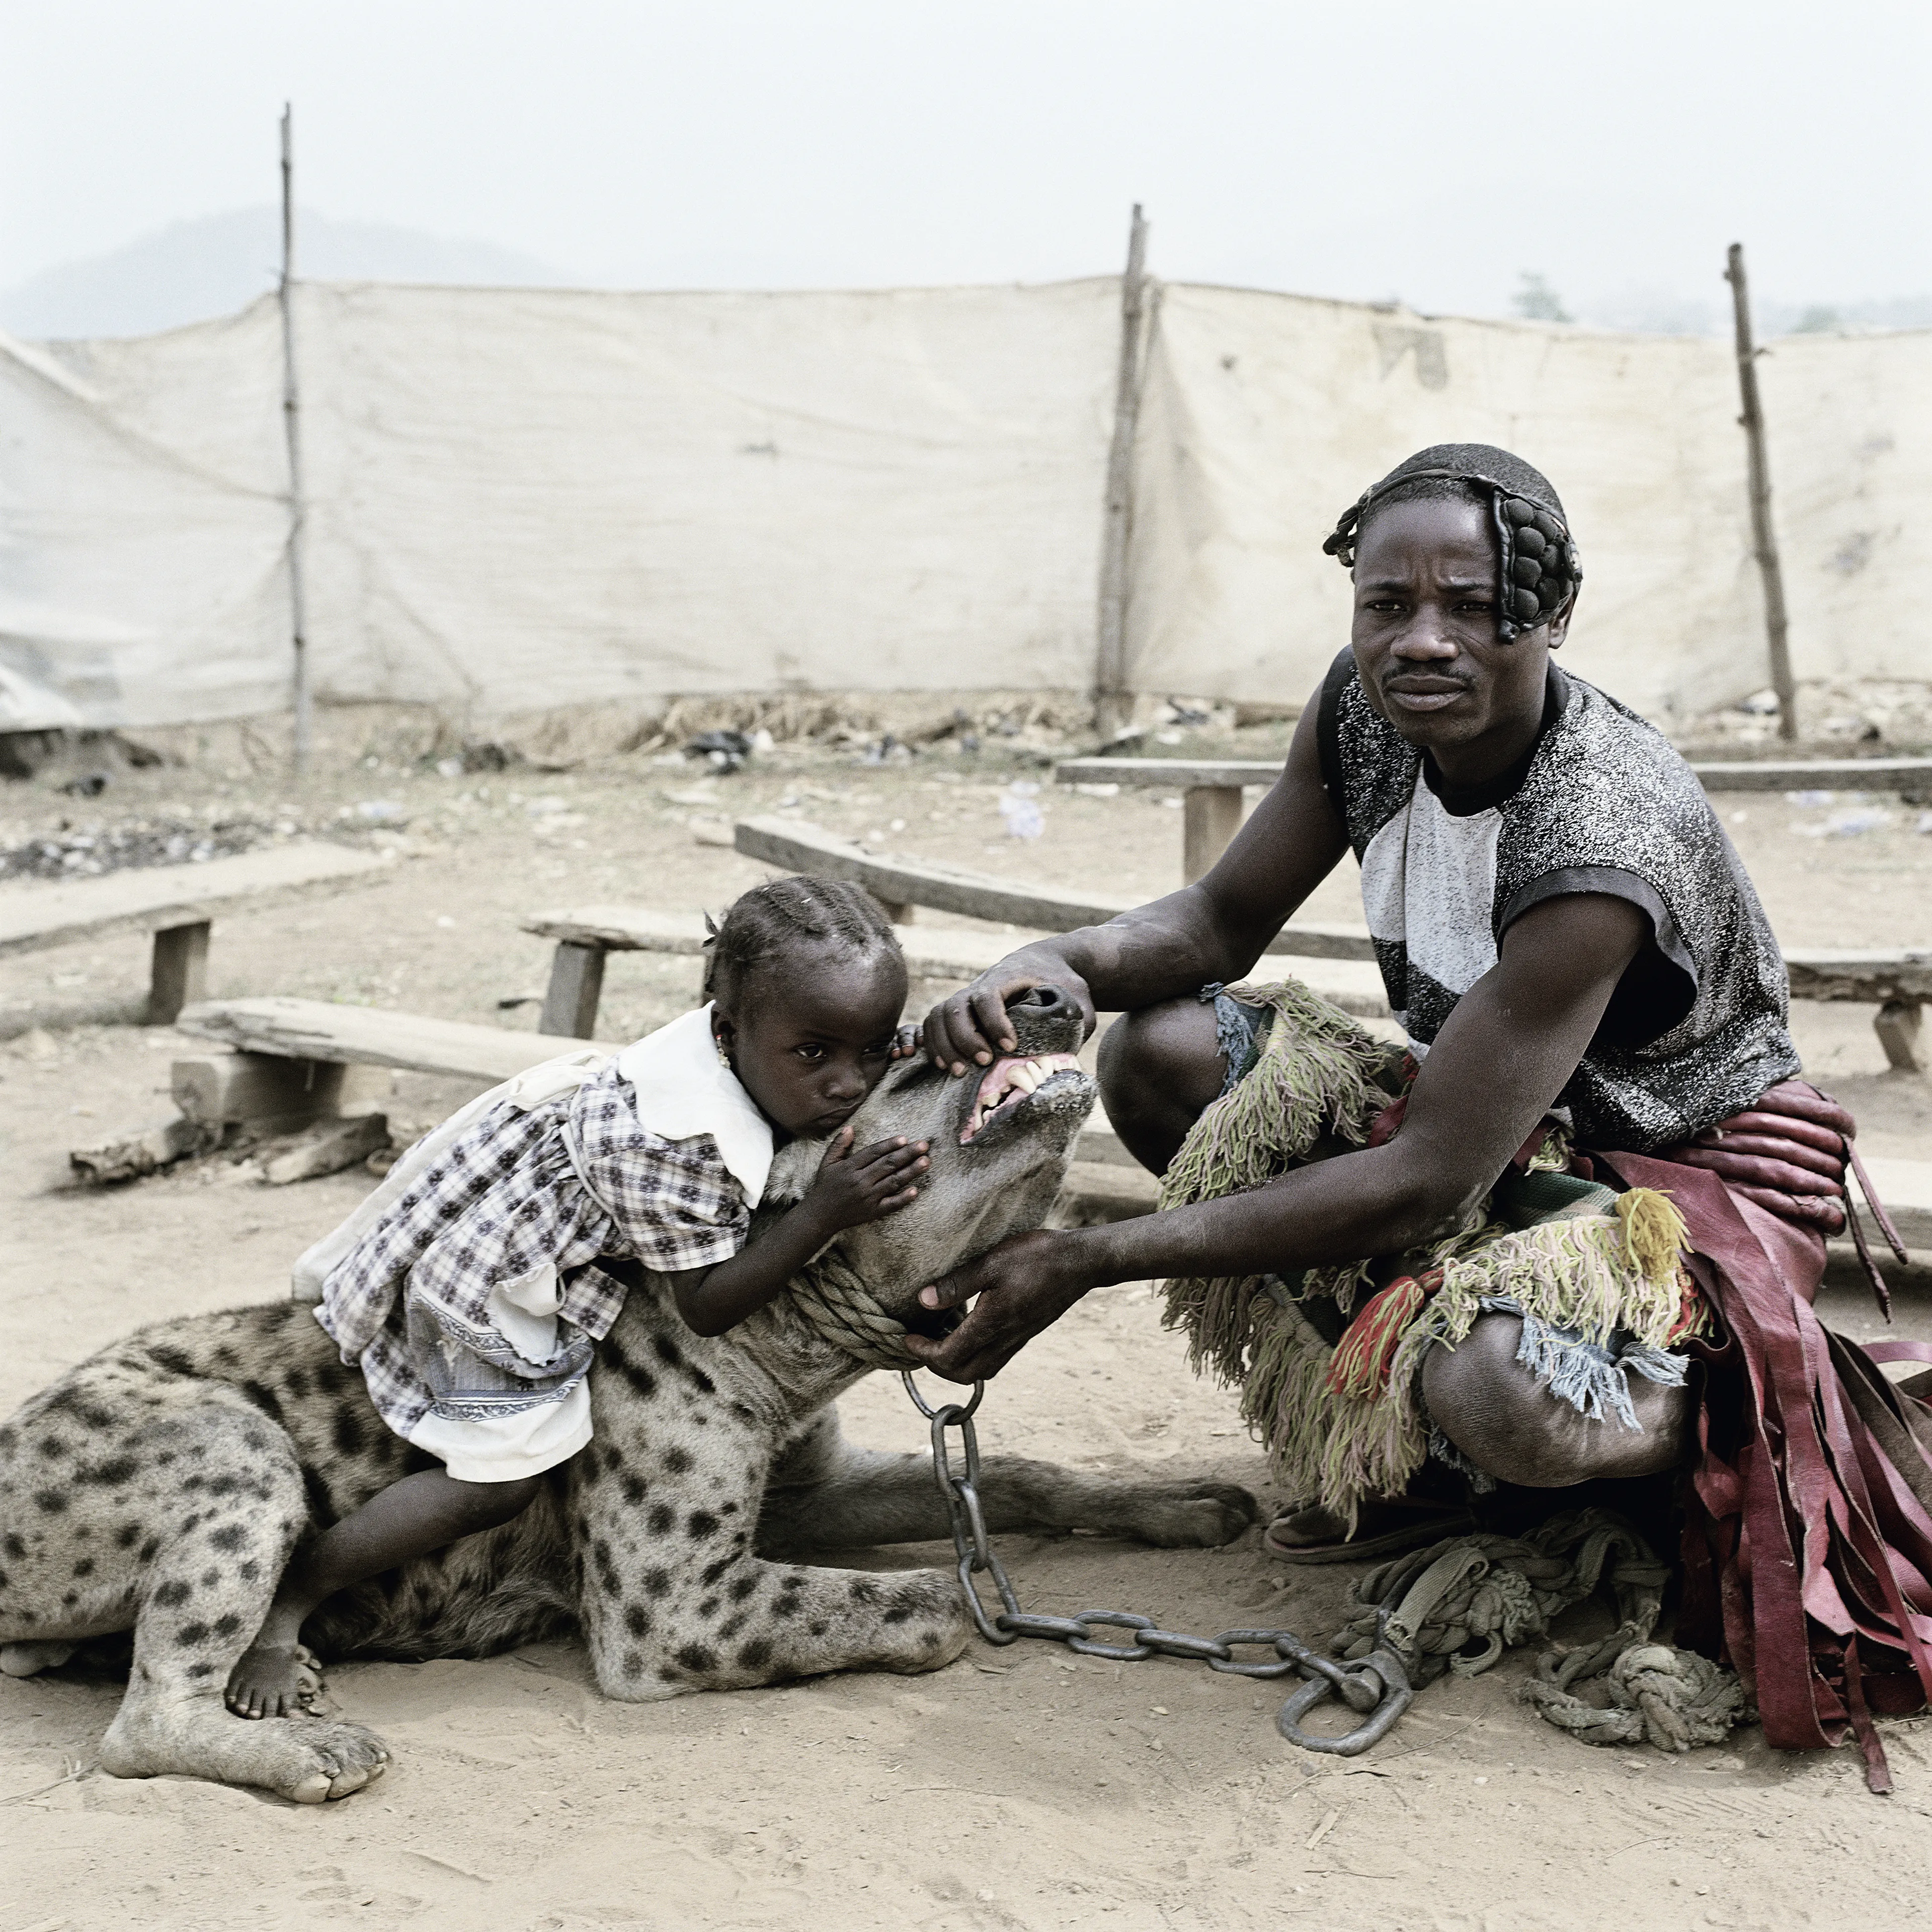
xmin=4 ymin=1 xmax=1927 ymax=325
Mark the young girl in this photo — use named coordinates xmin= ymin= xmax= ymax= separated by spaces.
xmin=226 ymin=876 xmax=928 ymax=1718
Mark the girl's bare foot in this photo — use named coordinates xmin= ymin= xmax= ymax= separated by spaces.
xmin=225 ymin=1641 xmax=329 ymax=1719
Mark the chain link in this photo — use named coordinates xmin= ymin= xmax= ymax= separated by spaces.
xmin=902 ymin=1372 xmax=1414 ymax=1756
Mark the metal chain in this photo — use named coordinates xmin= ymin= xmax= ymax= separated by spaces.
xmin=902 ymin=1372 xmax=1414 ymax=1756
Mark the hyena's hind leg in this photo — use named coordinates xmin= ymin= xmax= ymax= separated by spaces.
xmin=95 ymin=1405 xmax=389 ymax=1803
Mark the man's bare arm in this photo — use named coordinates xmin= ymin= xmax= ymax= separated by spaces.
xmin=923 ymin=695 xmax=1349 ymax=1073
xmin=903 ymin=891 xmax=1650 ymax=1381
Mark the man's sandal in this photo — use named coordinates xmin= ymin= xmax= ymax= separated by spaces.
xmin=1263 ymin=1497 xmax=1476 ymax=1565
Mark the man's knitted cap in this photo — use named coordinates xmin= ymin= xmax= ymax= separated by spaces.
xmin=1322 ymin=442 xmax=1581 ymax=641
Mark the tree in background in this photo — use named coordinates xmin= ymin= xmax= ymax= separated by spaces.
xmin=1512 ymin=273 xmax=1572 ymax=324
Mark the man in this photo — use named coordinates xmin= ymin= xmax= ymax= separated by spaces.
xmin=909 ymin=444 xmax=1932 ymax=1783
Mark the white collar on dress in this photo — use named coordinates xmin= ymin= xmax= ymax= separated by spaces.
xmin=614 ymin=1003 xmax=774 ymax=1207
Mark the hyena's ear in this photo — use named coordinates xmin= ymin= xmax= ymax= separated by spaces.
xmin=760 ymin=1137 xmax=825 ymax=1209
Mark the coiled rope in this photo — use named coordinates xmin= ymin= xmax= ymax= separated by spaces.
xmin=787 ymin=1249 xmax=926 ymax=1371
xmin=1331 ymin=1507 xmax=1752 ymax=1756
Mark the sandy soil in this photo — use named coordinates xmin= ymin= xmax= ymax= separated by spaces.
xmin=3 ymin=725 xmax=1931 ymax=1930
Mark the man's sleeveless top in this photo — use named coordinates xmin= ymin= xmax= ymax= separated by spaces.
xmin=1316 ymin=651 xmax=1798 ymax=1151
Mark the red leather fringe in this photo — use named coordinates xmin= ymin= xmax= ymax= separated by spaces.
xmin=1610 ymin=1151 xmax=1932 ymax=1794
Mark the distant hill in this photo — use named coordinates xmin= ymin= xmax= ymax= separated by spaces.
xmin=0 ymin=207 xmax=579 ymax=341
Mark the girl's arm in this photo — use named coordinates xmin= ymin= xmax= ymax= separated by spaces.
xmin=662 ymin=1129 xmax=929 ymax=1337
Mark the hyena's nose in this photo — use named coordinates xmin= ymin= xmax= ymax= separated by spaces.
xmin=1006 ymin=984 xmax=1080 ymax=1024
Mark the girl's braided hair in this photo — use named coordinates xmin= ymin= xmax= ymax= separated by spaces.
xmin=702 ymin=874 xmax=903 ymax=1009
xmin=1322 ymin=442 xmax=1582 ymax=642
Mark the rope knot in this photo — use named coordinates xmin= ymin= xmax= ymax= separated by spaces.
xmin=1338 ymin=1507 xmax=1753 ymax=1759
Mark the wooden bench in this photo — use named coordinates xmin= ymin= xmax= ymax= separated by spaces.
xmin=1057 ymin=758 xmax=1288 ymax=883
xmin=1057 ymin=754 xmax=1932 ymax=882
xmin=521 ymin=902 xmax=1390 ymax=1041
xmin=1053 ymin=763 xmax=1931 ymax=1073
xmin=174 ymin=993 xmax=1140 ymax=1178
xmin=1786 ymin=951 xmax=1931 ymax=1073
xmin=177 ymin=995 xmax=597 ymax=1084
xmin=517 ymin=812 xmax=1381 ymax=1043
xmin=0 ymin=843 xmax=391 ymax=1024
xmin=524 ymin=906 xmax=1031 ymax=1038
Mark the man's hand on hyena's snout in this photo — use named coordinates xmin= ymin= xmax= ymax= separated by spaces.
xmin=808 ymin=1127 xmax=930 ymax=1229
xmin=922 ymin=957 xmax=1095 ymax=1078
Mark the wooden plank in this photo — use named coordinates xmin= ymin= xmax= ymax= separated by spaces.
xmin=1055 ymin=754 xmax=1932 ymax=795
xmin=1075 ymin=1116 xmax=1137 ymax=1170
xmin=1057 ymin=757 xmax=1284 ymax=790
xmin=1690 ymin=757 xmax=1932 ymax=792
xmin=147 ymin=919 xmax=210 ymax=1024
xmin=0 ymin=842 xmax=390 ymax=959
xmin=1055 ymin=1159 xmax=1161 ymax=1226
xmin=733 ymin=816 xmax=1378 ymax=962
xmin=177 ymin=997 xmax=612 ymax=1084
xmin=174 ymin=994 xmax=1930 ymax=1246
xmin=524 ymin=907 xmax=713 ymax=953
xmin=522 ymin=903 xmax=1384 ymax=1019
xmin=539 ymin=941 xmax=606 ymax=1039
xmin=1785 ymin=950 xmax=1932 ymax=1003
xmin=1874 ymin=1001 xmax=1925 ymax=1075
xmin=735 ymin=823 xmax=1928 ymax=1003
xmin=736 ymin=814 xmax=1138 ymax=930
xmin=525 ymin=907 xmax=1019 ymax=982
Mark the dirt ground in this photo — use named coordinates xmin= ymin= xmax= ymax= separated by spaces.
xmin=3 ymin=715 xmax=1931 ymax=1931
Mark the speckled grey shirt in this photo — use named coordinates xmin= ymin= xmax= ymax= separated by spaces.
xmin=1316 ymin=651 xmax=1799 ymax=1151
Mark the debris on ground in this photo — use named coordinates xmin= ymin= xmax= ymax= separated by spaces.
xmin=1000 ymin=781 xmax=1045 ymax=839
xmin=1796 ymin=807 xmax=1894 ymax=838
xmin=1681 ymin=676 xmax=1932 ymax=755
xmin=69 ymin=1113 xmax=222 ymax=1184
xmin=684 ymin=729 xmax=756 ymax=773
xmin=0 ymin=817 xmax=280 ymax=880
xmin=255 ymin=1112 xmax=391 ymax=1186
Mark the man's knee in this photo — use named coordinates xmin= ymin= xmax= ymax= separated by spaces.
xmin=1421 ymin=1314 xmax=1689 ymax=1488
xmin=1096 ymin=998 xmax=1222 ymax=1126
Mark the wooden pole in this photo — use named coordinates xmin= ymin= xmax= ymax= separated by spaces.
xmin=279 ymin=103 xmax=313 ymax=773
xmin=1724 ymin=243 xmax=1798 ymax=743
xmin=1094 ymin=205 xmax=1149 ymax=740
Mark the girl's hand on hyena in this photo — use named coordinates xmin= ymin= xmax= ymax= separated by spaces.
xmin=809 ymin=1126 xmax=928 ymax=1229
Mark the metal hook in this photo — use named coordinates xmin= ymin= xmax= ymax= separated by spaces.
xmin=1276 ymin=1647 xmax=1414 ymax=1757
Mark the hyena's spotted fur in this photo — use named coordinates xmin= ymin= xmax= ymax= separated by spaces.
xmin=0 ymin=991 xmax=1255 ymax=1802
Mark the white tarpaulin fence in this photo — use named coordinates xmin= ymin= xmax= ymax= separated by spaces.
xmin=2 ymin=275 xmax=1926 ymax=731
xmin=1127 ymin=286 xmax=1932 ymax=721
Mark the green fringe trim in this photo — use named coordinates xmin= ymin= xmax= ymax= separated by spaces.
xmin=1269 ymin=1218 xmax=1707 ymax=1523
xmin=1152 ymin=980 xmax=1708 ymax=1524
xmin=1158 ymin=978 xmax=1398 ymax=1381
